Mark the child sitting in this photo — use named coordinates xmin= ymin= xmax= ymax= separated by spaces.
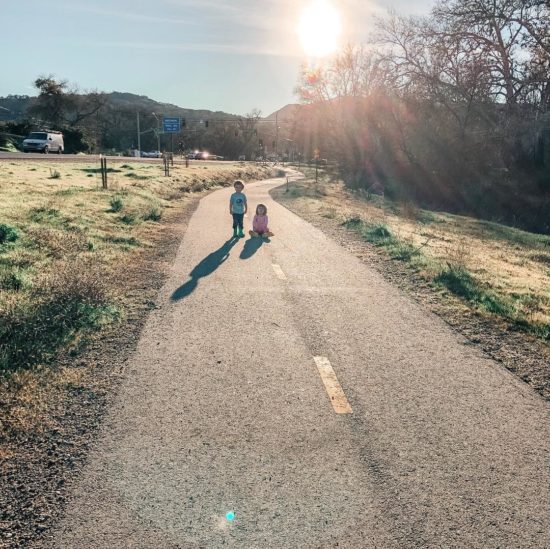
xmin=249 ymin=204 xmax=274 ymax=238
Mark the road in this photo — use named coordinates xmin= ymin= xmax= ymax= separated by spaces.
xmin=47 ymin=174 xmax=549 ymax=548
xmin=0 ymin=151 xmax=229 ymax=166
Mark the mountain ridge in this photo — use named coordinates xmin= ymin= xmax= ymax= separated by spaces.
xmin=0 ymin=91 xmax=296 ymax=123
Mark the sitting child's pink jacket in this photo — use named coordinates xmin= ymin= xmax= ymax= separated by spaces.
xmin=253 ymin=214 xmax=269 ymax=233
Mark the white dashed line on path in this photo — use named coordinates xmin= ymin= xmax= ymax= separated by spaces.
xmin=272 ymin=264 xmax=287 ymax=280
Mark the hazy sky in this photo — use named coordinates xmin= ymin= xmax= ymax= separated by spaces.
xmin=1 ymin=0 xmax=433 ymax=116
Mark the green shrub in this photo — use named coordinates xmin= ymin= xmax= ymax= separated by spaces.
xmin=120 ymin=212 xmax=138 ymax=225
xmin=104 ymin=235 xmax=140 ymax=246
xmin=343 ymin=218 xmax=422 ymax=262
xmin=434 ymin=266 xmax=514 ymax=317
xmin=531 ymin=324 xmax=550 ymax=341
xmin=417 ymin=211 xmax=439 ymax=225
xmin=0 ymin=267 xmax=31 ymax=291
xmin=343 ymin=219 xmax=396 ymax=245
xmin=143 ymin=205 xmax=162 ymax=221
xmin=81 ymin=167 xmax=122 ymax=174
xmin=343 ymin=216 xmax=363 ymax=229
xmin=125 ymin=172 xmax=149 ymax=180
xmin=109 ymin=195 xmax=124 ymax=212
xmin=28 ymin=206 xmax=60 ymax=223
xmin=0 ymin=261 xmax=120 ymax=371
xmin=364 ymin=223 xmax=393 ymax=244
xmin=387 ymin=240 xmax=420 ymax=261
xmin=0 ymin=224 xmax=19 ymax=244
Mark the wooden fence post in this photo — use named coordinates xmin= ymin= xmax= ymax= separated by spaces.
xmin=100 ymin=156 xmax=108 ymax=189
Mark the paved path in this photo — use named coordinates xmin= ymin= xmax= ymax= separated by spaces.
xmin=48 ymin=175 xmax=549 ymax=548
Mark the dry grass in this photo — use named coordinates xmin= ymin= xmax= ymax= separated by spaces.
xmin=283 ymin=169 xmax=550 ymax=340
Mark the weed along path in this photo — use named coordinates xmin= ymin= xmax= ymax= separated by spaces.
xmin=47 ymin=174 xmax=549 ymax=548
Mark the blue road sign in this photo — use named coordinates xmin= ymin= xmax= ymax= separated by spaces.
xmin=163 ymin=117 xmax=181 ymax=133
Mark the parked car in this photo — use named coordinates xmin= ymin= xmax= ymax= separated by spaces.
xmin=22 ymin=131 xmax=64 ymax=154
xmin=238 ymin=155 xmax=246 ymax=161
xmin=194 ymin=151 xmax=209 ymax=160
xmin=140 ymin=150 xmax=162 ymax=158
xmin=308 ymin=157 xmax=328 ymax=165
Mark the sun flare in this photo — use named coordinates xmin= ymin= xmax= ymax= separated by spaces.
xmin=298 ymin=0 xmax=342 ymax=58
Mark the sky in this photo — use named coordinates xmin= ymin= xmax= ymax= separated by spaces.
xmin=0 ymin=0 xmax=433 ymax=116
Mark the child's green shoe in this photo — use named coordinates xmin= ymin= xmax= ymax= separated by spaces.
xmin=233 ymin=227 xmax=239 ymax=237
xmin=238 ymin=228 xmax=245 ymax=238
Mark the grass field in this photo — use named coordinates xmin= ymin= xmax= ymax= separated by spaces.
xmin=282 ymin=166 xmax=550 ymax=342
xmin=0 ymin=159 xmax=272 ymax=440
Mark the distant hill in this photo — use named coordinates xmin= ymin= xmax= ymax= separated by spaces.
xmin=0 ymin=92 xmax=304 ymax=155
xmin=105 ymin=92 xmax=237 ymax=121
xmin=0 ymin=92 xmax=306 ymax=127
xmin=264 ymin=104 xmax=301 ymax=122
xmin=0 ymin=95 xmax=33 ymax=121
xmin=0 ymin=92 xmax=239 ymax=123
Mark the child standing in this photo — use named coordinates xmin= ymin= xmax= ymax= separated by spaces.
xmin=229 ymin=180 xmax=247 ymax=238
xmin=249 ymin=204 xmax=274 ymax=238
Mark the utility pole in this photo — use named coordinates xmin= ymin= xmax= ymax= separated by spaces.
xmin=137 ymin=112 xmax=141 ymax=155
xmin=275 ymin=111 xmax=279 ymax=159
xmin=152 ymin=112 xmax=161 ymax=151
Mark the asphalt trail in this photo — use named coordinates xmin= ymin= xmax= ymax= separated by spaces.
xmin=47 ymin=175 xmax=549 ymax=548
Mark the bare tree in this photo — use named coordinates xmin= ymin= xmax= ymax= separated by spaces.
xmin=291 ymin=2 xmax=549 ymax=231
xmin=433 ymin=0 xmax=549 ymax=108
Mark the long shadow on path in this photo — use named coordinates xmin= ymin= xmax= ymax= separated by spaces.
xmin=171 ymin=237 xmax=238 ymax=301
xmin=239 ymin=237 xmax=270 ymax=260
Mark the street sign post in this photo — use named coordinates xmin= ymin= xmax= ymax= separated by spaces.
xmin=163 ymin=117 xmax=181 ymax=133
xmin=163 ymin=118 xmax=181 ymax=153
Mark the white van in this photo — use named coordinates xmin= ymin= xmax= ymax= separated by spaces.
xmin=22 ymin=131 xmax=64 ymax=154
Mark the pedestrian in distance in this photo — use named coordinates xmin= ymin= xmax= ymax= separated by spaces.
xmin=249 ymin=203 xmax=274 ymax=238
xmin=229 ymin=180 xmax=247 ymax=238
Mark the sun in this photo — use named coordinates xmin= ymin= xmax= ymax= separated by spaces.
xmin=298 ymin=0 xmax=342 ymax=58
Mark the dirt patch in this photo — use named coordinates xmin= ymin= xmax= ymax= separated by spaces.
xmin=272 ymin=184 xmax=550 ymax=401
